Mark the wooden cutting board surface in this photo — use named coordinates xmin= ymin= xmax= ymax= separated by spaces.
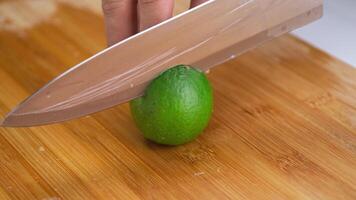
xmin=0 ymin=1 xmax=355 ymax=199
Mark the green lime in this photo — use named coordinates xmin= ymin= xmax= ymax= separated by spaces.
xmin=130 ymin=65 xmax=213 ymax=145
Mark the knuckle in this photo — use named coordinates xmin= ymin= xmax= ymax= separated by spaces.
xmin=102 ymin=0 xmax=128 ymax=15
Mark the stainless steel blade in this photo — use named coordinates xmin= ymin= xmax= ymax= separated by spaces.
xmin=1 ymin=0 xmax=323 ymax=127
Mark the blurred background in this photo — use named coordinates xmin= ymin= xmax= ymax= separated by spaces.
xmin=294 ymin=0 xmax=356 ymax=67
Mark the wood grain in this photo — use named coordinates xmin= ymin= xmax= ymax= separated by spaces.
xmin=0 ymin=0 xmax=355 ymax=199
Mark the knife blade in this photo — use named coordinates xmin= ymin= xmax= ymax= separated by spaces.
xmin=0 ymin=0 xmax=323 ymax=127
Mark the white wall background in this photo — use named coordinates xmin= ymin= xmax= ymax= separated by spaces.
xmin=293 ymin=0 xmax=356 ymax=67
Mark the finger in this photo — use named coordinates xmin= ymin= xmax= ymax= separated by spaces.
xmin=138 ymin=0 xmax=174 ymax=31
xmin=190 ymin=0 xmax=209 ymax=8
xmin=102 ymin=0 xmax=137 ymax=46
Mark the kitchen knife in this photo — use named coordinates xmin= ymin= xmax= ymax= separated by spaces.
xmin=0 ymin=0 xmax=323 ymax=127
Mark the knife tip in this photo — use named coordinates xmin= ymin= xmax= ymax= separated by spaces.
xmin=0 ymin=117 xmax=11 ymax=127
xmin=1 ymin=114 xmax=17 ymax=127
xmin=0 ymin=112 xmax=54 ymax=127
xmin=0 ymin=115 xmax=23 ymax=127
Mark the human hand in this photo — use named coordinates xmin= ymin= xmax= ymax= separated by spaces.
xmin=102 ymin=0 xmax=209 ymax=46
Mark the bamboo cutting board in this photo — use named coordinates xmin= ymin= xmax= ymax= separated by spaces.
xmin=0 ymin=1 xmax=356 ymax=199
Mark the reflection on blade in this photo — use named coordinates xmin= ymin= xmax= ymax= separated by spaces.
xmin=1 ymin=82 xmax=148 ymax=126
xmin=1 ymin=0 xmax=323 ymax=127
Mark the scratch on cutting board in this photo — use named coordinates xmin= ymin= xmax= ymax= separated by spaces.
xmin=194 ymin=171 xmax=205 ymax=176
xmin=0 ymin=0 xmax=101 ymax=32
xmin=42 ymin=197 xmax=61 ymax=200
xmin=38 ymin=146 xmax=46 ymax=152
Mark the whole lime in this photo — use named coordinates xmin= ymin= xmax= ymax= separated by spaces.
xmin=130 ymin=65 xmax=213 ymax=145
